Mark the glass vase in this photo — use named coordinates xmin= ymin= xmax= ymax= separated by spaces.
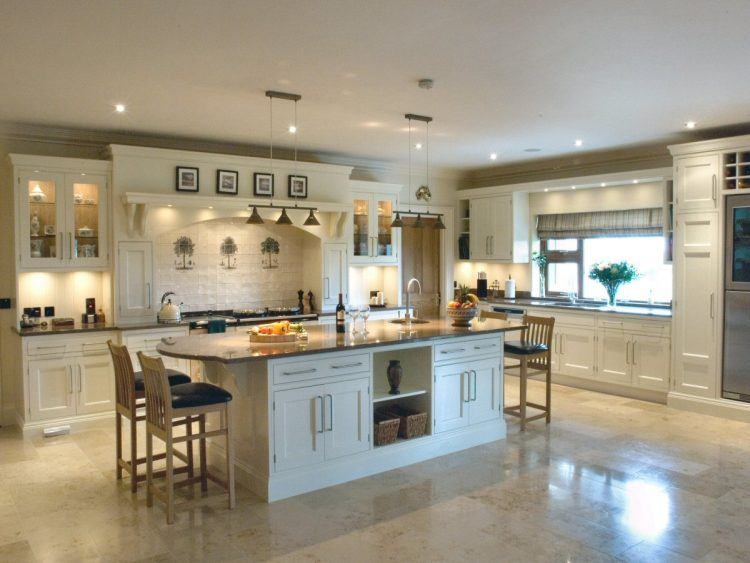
xmin=539 ymin=275 xmax=546 ymax=298
xmin=606 ymin=286 xmax=619 ymax=307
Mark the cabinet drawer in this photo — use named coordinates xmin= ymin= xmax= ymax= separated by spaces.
xmin=434 ymin=337 xmax=501 ymax=363
xmin=26 ymin=332 xmax=113 ymax=357
xmin=525 ymin=308 xmax=595 ymax=328
xmin=597 ymin=317 xmax=671 ymax=337
xmin=123 ymin=328 xmax=188 ymax=351
xmin=273 ymin=353 xmax=370 ymax=385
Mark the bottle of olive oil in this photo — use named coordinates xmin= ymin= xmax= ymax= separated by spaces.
xmin=336 ymin=293 xmax=345 ymax=333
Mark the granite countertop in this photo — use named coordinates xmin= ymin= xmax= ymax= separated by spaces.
xmin=317 ymin=305 xmax=407 ymax=317
xmin=157 ymin=317 xmax=525 ymax=364
xmin=483 ymin=298 xmax=672 ymax=318
xmin=12 ymin=321 xmax=189 ymax=337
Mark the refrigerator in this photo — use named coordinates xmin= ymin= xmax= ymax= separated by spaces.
xmin=723 ymin=194 xmax=750 ymax=400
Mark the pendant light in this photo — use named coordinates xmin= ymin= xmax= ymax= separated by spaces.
xmin=276 ymin=208 xmax=293 ymax=225
xmin=246 ymin=206 xmax=263 ymax=224
xmin=303 ymin=209 xmax=321 ymax=226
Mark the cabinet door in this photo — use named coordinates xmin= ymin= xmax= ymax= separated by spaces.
xmin=19 ymin=172 xmax=66 ymax=269
xmin=489 ymin=195 xmax=513 ymax=260
xmin=372 ymin=194 xmax=398 ymax=263
xmin=273 ymin=385 xmax=326 ymax=471
xmin=352 ymin=196 xmax=371 ymax=262
xmin=323 ymin=243 xmax=348 ymax=308
xmin=468 ymin=358 xmax=501 ymax=425
xmin=673 ymin=213 xmax=718 ymax=397
xmin=632 ymin=336 xmax=670 ymax=391
xmin=66 ymin=174 xmax=108 ymax=267
xmin=597 ymin=330 xmax=630 ymax=385
xmin=118 ymin=241 xmax=154 ymax=319
xmin=434 ymin=364 xmax=470 ymax=432
xmin=558 ymin=327 xmax=596 ymax=379
xmin=27 ymin=358 xmax=76 ymax=421
xmin=549 ymin=333 xmax=562 ymax=374
xmin=675 ymin=155 xmax=719 ymax=212
xmin=469 ymin=198 xmax=490 ymax=260
xmin=76 ymin=354 xmax=115 ymax=414
xmin=323 ymin=378 xmax=370 ymax=460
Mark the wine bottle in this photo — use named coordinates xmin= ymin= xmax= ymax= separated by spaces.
xmin=336 ymin=293 xmax=346 ymax=333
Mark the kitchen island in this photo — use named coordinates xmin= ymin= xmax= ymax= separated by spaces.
xmin=158 ymin=317 xmax=524 ymax=501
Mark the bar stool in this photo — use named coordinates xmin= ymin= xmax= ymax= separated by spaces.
xmin=138 ymin=352 xmax=235 ymax=524
xmin=502 ymin=315 xmax=555 ymax=431
xmin=107 ymin=341 xmax=193 ymax=492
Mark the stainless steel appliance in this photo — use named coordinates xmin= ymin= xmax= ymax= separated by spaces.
xmin=723 ymin=194 xmax=750 ymax=400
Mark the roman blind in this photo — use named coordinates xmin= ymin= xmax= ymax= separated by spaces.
xmin=536 ymin=208 xmax=663 ymax=240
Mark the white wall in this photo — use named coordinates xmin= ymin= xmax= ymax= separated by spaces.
xmin=348 ymin=265 xmax=399 ymax=307
xmin=17 ymin=271 xmax=109 ymax=320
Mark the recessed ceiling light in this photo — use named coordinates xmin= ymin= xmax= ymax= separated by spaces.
xmin=490 ymin=153 xmax=498 ymax=161
xmin=600 ymin=182 xmax=606 ymax=187
xmin=81 ymin=173 xmax=86 ymax=176
xmin=571 ymin=186 xmax=577 ymax=190
xmin=633 ymin=179 xmax=639 ymax=184
xmin=415 ymin=143 xmax=422 ymax=150
xmin=685 ymin=121 xmax=697 ymax=129
xmin=288 ymin=125 xmax=297 ymax=134
xmin=574 ymin=139 xmax=583 ymax=147
xmin=544 ymin=188 xmax=549 ymax=192
xmin=208 ymin=206 xmax=213 ymax=209
xmin=114 ymin=104 xmax=126 ymax=113
xmin=167 ymin=204 xmax=173 ymax=208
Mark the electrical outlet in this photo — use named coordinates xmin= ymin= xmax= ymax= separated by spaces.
xmin=23 ymin=307 xmax=42 ymax=318
xmin=0 ymin=298 xmax=10 ymax=309
xmin=44 ymin=306 xmax=55 ymax=317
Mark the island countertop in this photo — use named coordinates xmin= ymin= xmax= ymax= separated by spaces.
xmin=157 ymin=317 xmax=524 ymax=364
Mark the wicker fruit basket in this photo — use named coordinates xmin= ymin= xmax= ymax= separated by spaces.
xmin=374 ymin=411 xmax=400 ymax=446
xmin=383 ymin=405 xmax=428 ymax=439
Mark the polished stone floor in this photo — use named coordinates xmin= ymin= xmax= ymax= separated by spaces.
xmin=2 ymin=379 xmax=750 ymax=562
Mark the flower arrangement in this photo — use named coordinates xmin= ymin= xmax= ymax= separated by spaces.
xmin=532 ymin=251 xmax=548 ymax=297
xmin=588 ymin=261 xmax=638 ymax=306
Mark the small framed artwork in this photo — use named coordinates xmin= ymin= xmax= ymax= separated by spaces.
xmin=216 ymin=169 xmax=239 ymax=195
xmin=254 ymin=173 xmax=274 ymax=197
xmin=288 ymin=175 xmax=308 ymax=198
xmin=176 ymin=166 xmax=199 ymax=192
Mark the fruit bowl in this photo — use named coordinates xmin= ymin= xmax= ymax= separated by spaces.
xmin=446 ymin=307 xmax=478 ymax=327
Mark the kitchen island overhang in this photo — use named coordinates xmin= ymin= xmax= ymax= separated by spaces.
xmin=158 ymin=318 xmax=524 ymax=501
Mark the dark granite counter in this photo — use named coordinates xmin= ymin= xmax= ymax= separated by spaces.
xmin=12 ymin=321 xmax=188 ymax=337
xmin=484 ymin=298 xmax=672 ymax=318
xmin=157 ymin=317 xmax=524 ymax=364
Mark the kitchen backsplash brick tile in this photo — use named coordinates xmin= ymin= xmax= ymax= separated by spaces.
xmin=155 ymin=218 xmax=305 ymax=312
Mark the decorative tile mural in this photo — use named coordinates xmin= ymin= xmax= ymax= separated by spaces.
xmin=156 ymin=218 xmax=306 ymax=312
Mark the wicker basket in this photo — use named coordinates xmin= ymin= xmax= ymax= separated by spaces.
xmin=383 ymin=405 xmax=428 ymax=439
xmin=374 ymin=411 xmax=400 ymax=446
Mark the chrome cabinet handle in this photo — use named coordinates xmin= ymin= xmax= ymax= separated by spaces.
xmin=473 ymin=344 xmax=496 ymax=350
xmin=59 ymin=232 xmax=64 ymax=260
xmin=441 ymin=348 xmax=466 ymax=354
xmin=316 ymin=395 xmax=324 ymax=433
xmin=324 ymin=277 xmax=330 ymax=299
xmin=331 ymin=362 xmax=363 ymax=369
xmin=625 ymin=342 xmax=630 ymax=365
xmin=68 ymin=366 xmax=73 ymax=395
xmin=463 ymin=372 xmax=471 ymax=403
xmin=631 ymin=342 xmax=637 ymax=366
xmin=78 ymin=366 xmax=82 ymax=392
xmin=471 ymin=370 xmax=477 ymax=401
xmin=560 ymin=334 xmax=564 ymax=355
xmin=146 ymin=283 xmax=152 ymax=309
xmin=709 ymin=292 xmax=715 ymax=319
xmin=68 ymin=232 xmax=73 ymax=259
xmin=326 ymin=394 xmax=333 ymax=431
xmin=712 ymin=174 xmax=717 ymax=201
xmin=282 ymin=368 xmax=318 ymax=376
xmin=490 ymin=235 xmax=494 ymax=255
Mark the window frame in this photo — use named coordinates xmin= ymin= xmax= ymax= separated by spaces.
xmin=541 ymin=238 xmax=584 ymax=297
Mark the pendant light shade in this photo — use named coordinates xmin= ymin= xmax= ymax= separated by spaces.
xmin=276 ymin=207 xmax=293 ymax=225
xmin=413 ymin=214 xmax=424 ymax=229
xmin=390 ymin=212 xmax=403 ymax=228
xmin=246 ymin=206 xmax=264 ymax=224
xmin=434 ymin=214 xmax=446 ymax=230
xmin=303 ymin=209 xmax=320 ymax=226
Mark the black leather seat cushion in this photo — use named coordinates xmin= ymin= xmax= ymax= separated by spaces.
xmin=170 ymin=382 xmax=233 ymax=409
xmin=504 ymin=341 xmax=548 ymax=355
xmin=134 ymin=369 xmax=191 ymax=391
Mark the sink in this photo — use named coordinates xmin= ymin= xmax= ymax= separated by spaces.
xmin=390 ymin=318 xmax=430 ymax=325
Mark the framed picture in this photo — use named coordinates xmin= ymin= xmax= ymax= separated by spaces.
xmin=216 ymin=169 xmax=239 ymax=195
xmin=176 ymin=166 xmax=199 ymax=192
xmin=254 ymin=173 xmax=274 ymax=197
xmin=288 ymin=175 xmax=308 ymax=198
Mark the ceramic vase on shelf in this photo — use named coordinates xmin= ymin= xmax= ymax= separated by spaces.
xmin=387 ymin=360 xmax=402 ymax=395
xmin=30 ymin=213 xmax=40 ymax=236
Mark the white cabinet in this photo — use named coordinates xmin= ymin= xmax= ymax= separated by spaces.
xmin=434 ymin=356 xmax=501 ymax=433
xmin=351 ymin=188 xmax=399 ymax=265
xmin=273 ymin=376 xmax=370 ymax=471
xmin=468 ymin=192 xmax=529 ymax=262
xmin=117 ymin=241 xmax=154 ymax=320
xmin=597 ymin=329 xmax=630 ymax=385
xmin=12 ymin=154 xmax=111 ymax=270
xmin=27 ymin=357 xmax=76 ymax=421
xmin=631 ymin=336 xmax=670 ymax=390
xmin=672 ymin=212 xmax=719 ymax=398
xmin=122 ymin=328 xmax=190 ymax=375
xmin=674 ymin=155 xmax=719 ymax=212
xmin=76 ymin=354 xmax=116 ymax=414
xmin=322 ymin=243 xmax=348 ymax=309
xmin=556 ymin=326 xmax=597 ymax=380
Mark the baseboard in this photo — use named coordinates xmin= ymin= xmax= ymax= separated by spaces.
xmin=541 ymin=373 xmax=668 ymax=404
xmin=17 ymin=410 xmax=114 ymax=436
xmin=667 ymin=392 xmax=750 ymax=422
xmin=1 ymin=404 xmax=17 ymax=427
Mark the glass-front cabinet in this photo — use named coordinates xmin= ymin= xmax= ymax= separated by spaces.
xmin=17 ymin=162 xmax=109 ymax=270
xmin=351 ymin=190 xmax=399 ymax=265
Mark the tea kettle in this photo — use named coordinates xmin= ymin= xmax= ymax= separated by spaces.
xmin=158 ymin=292 xmax=182 ymax=323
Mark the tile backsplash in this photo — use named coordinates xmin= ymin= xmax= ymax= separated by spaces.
xmin=155 ymin=218 xmax=309 ymax=312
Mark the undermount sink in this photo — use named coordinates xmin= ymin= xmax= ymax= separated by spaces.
xmin=390 ymin=318 xmax=430 ymax=325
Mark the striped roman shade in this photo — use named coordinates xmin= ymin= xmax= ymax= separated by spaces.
xmin=536 ymin=208 xmax=663 ymax=240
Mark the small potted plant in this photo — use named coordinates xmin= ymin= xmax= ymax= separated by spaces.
xmin=588 ymin=261 xmax=638 ymax=307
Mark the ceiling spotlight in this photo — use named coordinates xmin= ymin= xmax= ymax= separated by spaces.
xmin=246 ymin=206 xmax=264 ymax=224
xmin=633 ymin=179 xmax=639 ymax=184
xmin=276 ymin=207 xmax=293 ymax=225
xmin=303 ymin=209 xmax=320 ymax=226
xmin=574 ymin=139 xmax=583 ymax=147
xmin=208 ymin=206 xmax=213 ymax=209
xmin=490 ymin=153 xmax=498 ymax=160
xmin=415 ymin=143 xmax=422 ymax=150
xmin=115 ymin=104 xmax=126 ymax=113
xmin=167 ymin=204 xmax=173 ymax=208
xmin=685 ymin=121 xmax=697 ymax=129
xmin=600 ymin=182 xmax=606 ymax=187
xmin=571 ymin=186 xmax=576 ymax=190
xmin=288 ymin=125 xmax=297 ymax=133
xmin=544 ymin=188 xmax=549 ymax=192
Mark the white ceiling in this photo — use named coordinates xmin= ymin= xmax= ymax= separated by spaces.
xmin=2 ymin=0 xmax=750 ymax=170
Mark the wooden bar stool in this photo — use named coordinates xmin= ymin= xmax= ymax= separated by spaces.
xmin=138 ymin=352 xmax=236 ymax=524
xmin=503 ymin=315 xmax=555 ymax=431
xmin=107 ymin=341 xmax=193 ymax=492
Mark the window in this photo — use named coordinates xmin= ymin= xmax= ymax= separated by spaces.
xmin=541 ymin=236 xmax=671 ymax=303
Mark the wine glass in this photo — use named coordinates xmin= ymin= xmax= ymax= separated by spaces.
xmin=359 ymin=305 xmax=370 ymax=333
xmin=348 ymin=306 xmax=360 ymax=334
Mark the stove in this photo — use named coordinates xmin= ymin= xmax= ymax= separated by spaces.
xmin=185 ymin=308 xmax=317 ymax=330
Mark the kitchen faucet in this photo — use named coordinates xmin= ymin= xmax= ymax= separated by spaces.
xmin=405 ymin=278 xmax=422 ymax=323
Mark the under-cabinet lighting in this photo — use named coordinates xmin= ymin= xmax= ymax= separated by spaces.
xmin=574 ymin=139 xmax=583 ymax=147
xmin=288 ymin=125 xmax=297 ymax=133
xmin=685 ymin=121 xmax=696 ymax=129
xmin=489 ymin=153 xmax=497 ymax=160
xmin=115 ymin=104 xmax=126 ymax=113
